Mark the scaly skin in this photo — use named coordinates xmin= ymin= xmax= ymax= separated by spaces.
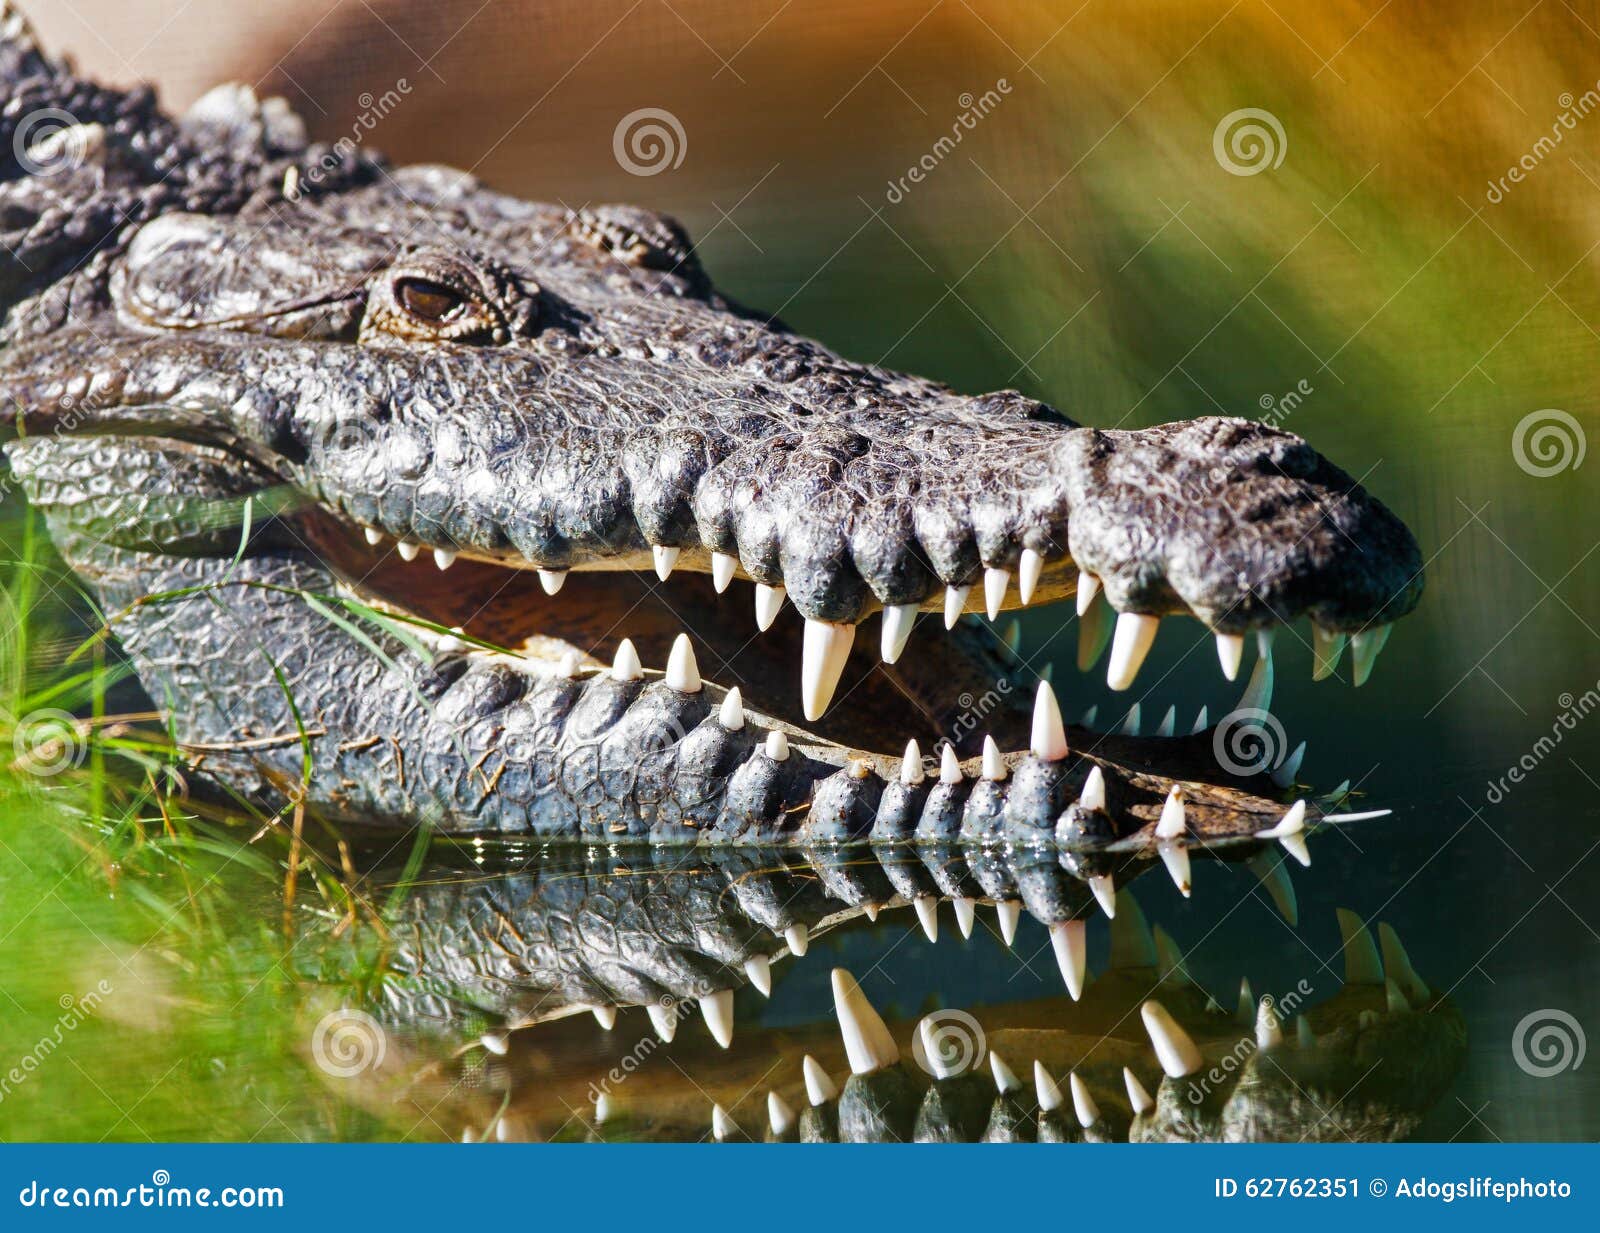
xmin=0 ymin=6 xmax=1421 ymax=852
xmin=345 ymin=843 xmax=1464 ymax=1144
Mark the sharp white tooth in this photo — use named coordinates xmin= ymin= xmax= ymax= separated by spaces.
xmin=1088 ymin=874 xmax=1116 ymax=919
xmin=989 ymin=1049 xmax=1021 ymax=1094
xmin=1377 ymin=923 xmax=1430 ymax=1004
xmin=610 ymin=638 xmax=644 ymax=682
xmin=711 ymin=1102 xmax=736 ymax=1141
xmin=1249 ymin=850 xmax=1299 ymax=925
xmin=396 ymin=540 xmax=421 ymax=562
xmin=1385 ymin=978 xmax=1410 ymax=1014
xmin=1322 ymin=778 xmax=1353 ymax=805
xmin=437 ymin=627 xmax=465 ymax=653
xmin=362 ymin=526 xmax=383 ymax=546
xmin=863 ymin=904 xmax=880 ymax=922
xmin=744 ymin=954 xmax=772 ymax=997
xmin=1030 ymin=681 xmax=1069 ymax=760
xmin=1156 ymin=785 xmax=1186 ymax=839
xmin=918 ymin=1017 xmax=958 ymax=1080
xmin=480 ymin=1032 xmax=508 ymax=1055
xmin=802 ymin=1055 xmax=838 ymax=1106
xmin=943 ymin=585 xmax=971 ymax=629
xmin=1158 ymin=841 xmax=1192 ymax=898
xmin=1236 ymin=979 xmax=1256 ymax=1026
xmin=1156 ymin=705 xmax=1176 ymax=738
xmin=1107 ymin=613 xmax=1159 ymax=691
xmin=1281 ymin=830 xmax=1311 ymax=869
xmin=1034 ymin=1061 xmax=1065 ymax=1112
xmin=1123 ymin=1067 xmax=1155 ymax=1116
xmin=1018 ymin=548 xmax=1045 ymax=605
xmin=784 ymin=922 xmax=808 ymax=956
xmin=1153 ymin=925 xmax=1192 ymax=986
xmin=1336 ymin=909 xmax=1385 ymax=985
xmin=1190 ymin=705 xmax=1209 ymax=734
xmin=1079 ymin=765 xmax=1107 ymax=812
xmin=1311 ymin=627 xmax=1347 ymax=681
xmin=538 ymin=568 xmax=567 ymax=595
xmin=1297 ymin=1016 xmax=1317 ymax=1047
xmin=1215 ymin=632 xmax=1245 ymax=681
xmin=1077 ymin=593 xmax=1113 ymax=671
xmin=1120 ymin=702 xmax=1142 ymax=736
xmin=880 ymin=603 xmax=917 ymax=663
xmin=767 ymin=1091 xmax=796 ymax=1138
xmin=913 ymin=896 xmax=939 ymax=942
xmin=711 ymin=551 xmax=737 ymax=593
xmin=983 ymin=567 xmax=1010 ymax=619
xmin=1350 ymin=623 xmax=1390 ymax=687
xmin=1069 ymin=1072 xmax=1100 ymax=1129
xmin=801 ymin=619 xmax=855 ymax=721
xmin=981 ymin=735 xmax=1006 ymax=781
xmin=1050 ymin=919 xmax=1087 ymax=1000
xmin=646 ymin=1003 xmax=677 ymax=1042
xmin=1075 ymin=571 xmax=1101 ymax=617
xmin=765 ymin=730 xmax=789 ymax=762
xmin=1255 ymin=997 xmax=1284 ymax=1049
xmin=1256 ymin=799 xmax=1306 ymax=839
xmin=1237 ymin=652 xmax=1275 ymax=716
xmin=953 ymin=896 xmax=976 ymax=938
xmin=594 ymin=1092 xmax=613 ymax=1124
xmin=900 ymin=738 xmax=925 ymax=785
xmin=1041 ymin=662 xmax=1055 ymax=683
xmin=939 ymin=745 xmax=962 ymax=785
xmin=664 ymin=633 xmax=702 ymax=692
xmin=557 ymin=650 xmax=581 ymax=678
xmin=1141 ymin=1000 xmax=1204 ymax=1078
xmin=651 ymin=544 xmax=680 ymax=581
xmin=592 ymin=1005 xmax=616 ymax=1030
xmin=433 ymin=547 xmax=457 ymax=570
xmin=1271 ymin=740 xmax=1306 ymax=789
xmin=1257 ymin=628 xmax=1276 ymax=659
xmin=718 ymin=687 xmax=745 ymax=730
xmin=995 ymin=900 xmax=1021 ymax=947
xmin=831 ymin=967 xmax=899 ymax=1075
xmin=700 ymin=990 xmax=735 ymax=1048
xmin=754 ymin=583 xmax=786 ymax=631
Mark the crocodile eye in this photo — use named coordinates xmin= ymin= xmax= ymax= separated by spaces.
xmin=396 ymin=277 xmax=464 ymax=323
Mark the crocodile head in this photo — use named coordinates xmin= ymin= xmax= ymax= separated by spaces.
xmin=0 ymin=6 xmax=1420 ymax=852
xmin=341 ymin=841 xmax=1463 ymax=1143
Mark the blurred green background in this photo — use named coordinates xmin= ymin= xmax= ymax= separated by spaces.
xmin=2 ymin=0 xmax=1595 ymax=1141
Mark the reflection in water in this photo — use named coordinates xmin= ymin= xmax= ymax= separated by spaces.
xmin=342 ymin=838 xmax=1463 ymax=1143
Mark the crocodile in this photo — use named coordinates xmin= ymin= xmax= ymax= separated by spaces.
xmin=0 ymin=5 xmax=1422 ymax=872
xmin=337 ymin=841 xmax=1463 ymax=1143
